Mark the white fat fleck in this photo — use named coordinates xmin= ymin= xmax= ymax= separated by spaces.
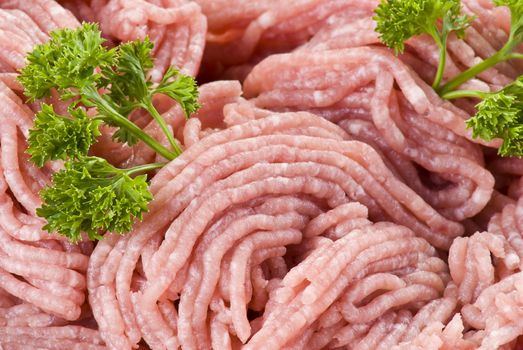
xmin=409 ymin=87 xmax=428 ymax=114
xmin=313 ymin=90 xmax=326 ymax=105
xmin=471 ymin=190 xmax=487 ymax=204
xmin=405 ymin=148 xmax=419 ymax=158
xmin=331 ymin=26 xmax=352 ymax=38
xmin=184 ymin=167 xmax=196 ymax=177
xmin=354 ymin=186 xmax=365 ymax=198
xmin=346 ymin=123 xmax=363 ymax=135
xmin=150 ymin=69 xmax=162 ymax=83
xmin=505 ymin=253 xmax=520 ymax=269
xmin=50 ymin=6 xmax=61 ymax=16
xmin=326 ymin=15 xmax=336 ymax=25
xmin=440 ymin=110 xmax=454 ymax=124
xmin=258 ymin=13 xmax=275 ymax=28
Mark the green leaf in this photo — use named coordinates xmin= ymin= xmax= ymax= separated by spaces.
xmin=112 ymin=127 xmax=139 ymax=146
xmin=27 ymin=104 xmax=100 ymax=166
xmin=18 ymin=22 xmax=114 ymax=101
xmin=102 ymin=38 xmax=154 ymax=116
xmin=18 ymin=23 xmax=201 ymax=241
xmin=37 ymin=156 xmax=153 ymax=242
xmin=466 ymin=76 xmax=523 ymax=156
xmin=154 ymin=66 xmax=200 ymax=119
xmin=374 ymin=0 xmax=472 ymax=54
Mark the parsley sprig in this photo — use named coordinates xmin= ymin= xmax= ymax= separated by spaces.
xmin=19 ymin=23 xmax=199 ymax=242
xmin=374 ymin=0 xmax=523 ymax=157
xmin=38 ymin=157 xmax=162 ymax=242
xmin=445 ymin=77 xmax=523 ymax=156
xmin=374 ymin=0 xmax=473 ymax=88
xmin=438 ymin=0 xmax=523 ymax=94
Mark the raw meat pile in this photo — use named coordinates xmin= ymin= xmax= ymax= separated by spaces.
xmin=1 ymin=0 xmax=523 ymax=349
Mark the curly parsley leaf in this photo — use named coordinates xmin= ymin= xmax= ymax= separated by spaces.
xmin=19 ymin=23 xmax=201 ymax=241
xmin=37 ymin=156 xmax=160 ymax=242
xmin=154 ymin=66 xmax=200 ymax=119
xmin=466 ymin=77 xmax=523 ymax=156
xmin=102 ymin=38 xmax=154 ymax=116
xmin=27 ymin=104 xmax=101 ymax=167
xmin=19 ymin=22 xmax=114 ymax=101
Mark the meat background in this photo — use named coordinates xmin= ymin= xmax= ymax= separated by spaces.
xmin=0 ymin=0 xmax=523 ymax=349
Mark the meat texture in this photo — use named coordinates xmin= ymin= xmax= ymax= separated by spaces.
xmin=84 ymin=0 xmax=206 ymax=79
xmin=196 ymin=0 xmax=378 ymax=81
xmin=87 ymin=110 xmax=467 ymax=349
xmin=0 ymin=1 xmax=71 ymax=72
xmin=461 ymin=272 xmax=523 ymax=349
xmin=245 ymin=220 xmax=449 ymax=349
xmin=0 ymin=2 xmax=105 ymax=349
xmin=487 ymin=197 xmax=523 ymax=275
xmin=300 ymin=2 xmax=523 ymax=92
xmin=3 ymin=0 xmax=523 ymax=349
xmin=244 ymin=47 xmax=495 ymax=224
xmin=449 ymin=231 xmax=520 ymax=304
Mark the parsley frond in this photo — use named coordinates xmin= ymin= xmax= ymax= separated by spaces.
xmin=19 ymin=23 xmax=113 ymax=101
xmin=37 ymin=157 xmax=163 ymax=242
xmin=154 ymin=67 xmax=200 ymax=119
xmin=18 ymin=23 xmax=201 ymax=241
xmin=27 ymin=104 xmax=100 ymax=167
xmin=465 ymin=76 xmax=523 ymax=156
xmin=102 ymin=38 xmax=154 ymax=116
xmin=18 ymin=23 xmax=201 ymax=161
xmin=102 ymin=39 xmax=196 ymax=155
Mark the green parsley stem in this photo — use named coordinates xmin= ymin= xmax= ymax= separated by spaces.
xmin=142 ymin=99 xmax=184 ymax=156
xmin=82 ymin=86 xmax=177 ymax=161
xmin=440 ymin=89 xmax=489 ymax=100
xmin=508 ymin=52 xmax=523 ymax=60
xmin=438 ymin=37 xmax=521 ymax=95
xmin=429 ymin=26 xmax=447 ymax=89
xmin=125 ymin=162 xmax=166 ymax=176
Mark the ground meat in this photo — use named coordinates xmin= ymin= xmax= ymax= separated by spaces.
xmin=487 ymin=198 xmax=523 ymax=274
xmin=3 ymin=0 xmax=523 ymax=349
xmin=243 ymin=47 xmax=495 ymax=222
xmin=90 ymin=0 xmax=206 ymax=79
xmin=196 ymin=0 xmax=377 ymax=81
xmin=449 ymin=231 xmax=519 ymax=304
xmin=86 ymin=110 xmax=468 ymax=349
xmin=461 ymin=272 xmax=523 ymax=348
xmin=244 ymin=221 xmax=447 ymax=349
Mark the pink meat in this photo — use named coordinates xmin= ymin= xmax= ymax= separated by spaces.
xmin=90 ymin=0 xmax=206 ymax=78
xmin=487 ymin=197 xmax=523 ymax=273
xmin=461 ymin=272 xmax=523 ymax=349
xmin=393 ymin=314 xmax=475 ymax=350
xmin=300 ymin=2 xmax=520 ymax=88
xmin=87 ymin=110 xmax=467 ymax=349
xmin=449 ymin=231 xmax=518 ymax=304
xmin=5 ymin=1 xmax=523 ymax=349
xmin=244 ymin=221 xmax=446 ymax=349
xmin=0 ymin=6 xmax=101 ymax=349
xmin=197 ymin=0 xmax=377 ymax=81
xmin=244 ymin=47 xmax=495 ymax=222
xmin=0 ymin=325 xmax=105 ymax=349
xmin=1 ymin=0 xmax=79 ymax=32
